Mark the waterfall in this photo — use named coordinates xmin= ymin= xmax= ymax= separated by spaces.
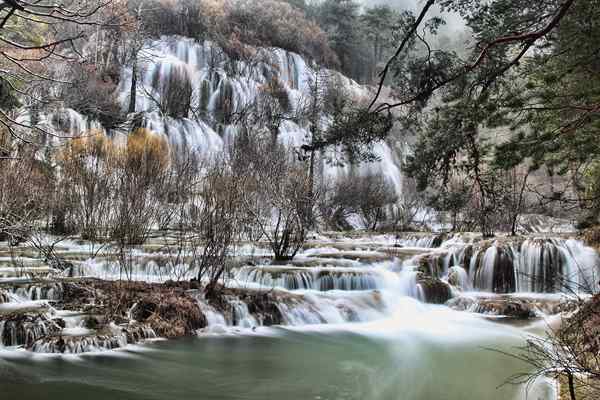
xmin=402 ymin=236 xmax=599 ymax=294
xmin=39 ymin=35 xmax=405 ymax=197
xmin=7 ymin=283 xmax=64 ymax=302
xmin=447 ymin=266 xmax=471 ymax=291
xmin=517 ymin=239 xmax=600 ymax=293
xmin=232 ymin=265 xmax=383 ymax=291
xmin=0 ymin=314 xmax=59 ymax=348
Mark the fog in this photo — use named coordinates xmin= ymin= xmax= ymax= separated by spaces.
xmin=359 ymin=0 xmax=466 ymax=35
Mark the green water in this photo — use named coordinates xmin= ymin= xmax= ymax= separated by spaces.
xmin=0 ymin=324 xmax=553 ymax=400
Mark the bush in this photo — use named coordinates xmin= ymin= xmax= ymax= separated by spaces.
xmin=140 ymin=0 xmax=338 ymax=66
xmin=329 ymin=172 xmax=397 ymax=230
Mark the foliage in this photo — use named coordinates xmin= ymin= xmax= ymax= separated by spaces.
xmin=376 ymin=0 xmax=599 ymax=232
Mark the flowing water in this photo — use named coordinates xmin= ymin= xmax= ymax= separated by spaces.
xmin=1 ymin=234 xmax=586 ymax=399
xmin=0 ymin=303 xmax=555 ymax=400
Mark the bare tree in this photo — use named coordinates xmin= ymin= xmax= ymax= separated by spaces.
xmin=238 ymin=137 xmax=314 ymax=262
xmin=0 ymin=0 xmax=126 ymax=143
xmin=194 ymin=157 xmax=243 ymax=296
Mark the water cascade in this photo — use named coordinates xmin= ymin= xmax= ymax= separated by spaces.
xmin=408 ymin=237 xmax=600 ymax=294
xmin=40 ymin=36 xmax=405 ymax=197
xmin=232 ymin=265 xmax=383 ymax=291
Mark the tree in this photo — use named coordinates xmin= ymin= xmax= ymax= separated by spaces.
xmin=0 ymin=0 xmax=125 ymax=144
xmin=360 ymin=5 xmax=402 ymax=82
xmin=370 ymin=0 xmax=592 ymax=234
xmin=194 ymin=157 xmax=243 ymax=296
xmin=59 ymin=131 xmax=117 ymax=240
xmin=315 ymin=0 xmax=368 ymax=81
xmin=239 ymin=136 xmax=313 ymax=262
xmin=111 ymin=128 xmax=169 ymax=246
xmin=0 ymin=129 xmax=49 ymax=242
xmin=330 ymin=172 xmax=397 ymax=230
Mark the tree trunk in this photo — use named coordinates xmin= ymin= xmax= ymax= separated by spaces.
xmin=128 ymin=59 xmax=138 ymax=114
xmin=567 ymin=371 xmax=577 ymax=400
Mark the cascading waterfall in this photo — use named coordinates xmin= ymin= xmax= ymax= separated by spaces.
xmin=516 ymin=238 xmax=600 ymax=293
xmin=29 ymin=323 xmax=157 ymax=354
xmin=39 ymin=35 xmax=405 ymax=197
xmin=232 ymin=265 xmax=382 ymax=291
xmin=0 ymin=314 xmax=59 ymax=348
xmin=7 ymin=283 xmax=64 ymax=302
xmin=410 ymin=237 xmax=600 ymax=294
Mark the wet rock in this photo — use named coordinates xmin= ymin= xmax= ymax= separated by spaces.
xmin=448 ymin=295 xmax=533 ymax=317
xmin=0 ymin=313 xmax=60 ymax=347
xmin=417 ymin=254 xmax=447 ymax=279
xmin=446 ymin=296 xmax=476 ymax=312
xmin=244 ymin=293 xmax=284 ymax=325
xmin=473 ymin=299 xmax=536 ymax=319
xmin=417 ymin=274 xmax=452 ymax=304
xmin=53 ymin=318 xmax=66 ymax=329
xmin=431 ymin=234 xmax=447 ymax=248
xmin=6 ymin=282 xmax=64 ymax=301
xmin=0 ymin=290 xmax=9 ymax=304
xmin=83 ymin=315 xmax=100 ymax=329
xmin=445 ymin=295 xmax=573 ymax=319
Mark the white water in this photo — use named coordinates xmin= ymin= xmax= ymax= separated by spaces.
xmin=0 ymin=235 xmax=572 ymax=399
xmin=412 ymin=236 xmax=600 ymax=294
xmin=33 ymin=35 xmax=404 ymax=198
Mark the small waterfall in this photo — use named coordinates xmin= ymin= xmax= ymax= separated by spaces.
xmin=7 ymin=282 xmax=64 ymax=302
xmin=195 ymin=288 xmax=386 ymax=331
xmin=232 ymin=265 xmax=382 ymax=291
xmin=395 ymin=265 xmax=425 ymax=301
xmin=517 ymin=238 xmax=600 ymax=293
xmin=70 ymin=258 xmax=197 ymax=283
xmin=447 ymin=266 xmax=471 ymax=291
xmin=405 ymin=237 xmax=599 ymax=295
xmin=394 ymin=235 xmax=442 ymax=248
xmin=0 ymin=314 xmax=60 ymax=348
xmin=228 ymin=297 xmax=259 ymax=328
xmin=29 ymin=324 xmax=157 ymax=354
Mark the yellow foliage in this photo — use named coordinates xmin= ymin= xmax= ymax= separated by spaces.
xmin=124 ymin=128 xmax=170 ymax=174
xmin=60 ymin=130 xmax=116 ymax=164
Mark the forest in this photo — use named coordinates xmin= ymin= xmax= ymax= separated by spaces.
xmin=0 ymin=1 xmax=599 ymax=400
